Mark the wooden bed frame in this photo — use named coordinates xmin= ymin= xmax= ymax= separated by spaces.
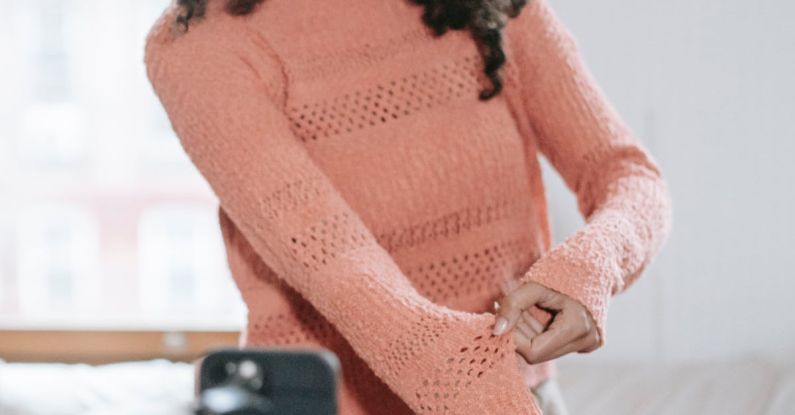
xmin=0 ymin=330 xmax=240 ymax=364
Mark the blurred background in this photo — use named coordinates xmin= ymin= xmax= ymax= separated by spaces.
xmin=0 ymin=0 xmax=245 ymax=335
xmin=0 ymin=0 xmax=793 ymax=414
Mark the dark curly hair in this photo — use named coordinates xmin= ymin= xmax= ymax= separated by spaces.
xmin=174 ymin=0 xmax=529 ymax=100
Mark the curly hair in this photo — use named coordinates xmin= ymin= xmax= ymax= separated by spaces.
xmin=174 ymin=0 xmax=529 ymax=100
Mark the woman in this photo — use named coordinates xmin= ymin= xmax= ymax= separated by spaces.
xmin=144 ymin=0 xmax=672 ymax=413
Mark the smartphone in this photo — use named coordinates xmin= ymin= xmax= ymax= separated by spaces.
xmin=194 ymin=347 xmax=340 ymax=415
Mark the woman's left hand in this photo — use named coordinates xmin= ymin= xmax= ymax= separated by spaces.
xmin=492 ymin=280 xmax=601 ymax=364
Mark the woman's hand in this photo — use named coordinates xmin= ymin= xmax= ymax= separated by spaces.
xmin=492 ymin=280 xmax=601 ymax=364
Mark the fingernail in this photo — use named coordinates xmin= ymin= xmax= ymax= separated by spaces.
xmin=493 ymin=317 xmax=509 ymax=336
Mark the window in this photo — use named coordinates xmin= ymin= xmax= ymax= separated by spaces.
xmin=0 ymin=0 xmax=246 ymax=338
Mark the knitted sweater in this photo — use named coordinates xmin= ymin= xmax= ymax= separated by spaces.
xmin=143 ymin=0 xmax=673 ymax=413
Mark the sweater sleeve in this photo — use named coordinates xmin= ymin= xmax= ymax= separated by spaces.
xmin=507 ymin=0 xmax=673 ymax=348
xmin=143 ymin=9 xmax=543 ymax=414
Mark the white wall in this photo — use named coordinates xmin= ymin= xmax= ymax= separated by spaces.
xmin=544 ymin=0 xmax=795 ymax=364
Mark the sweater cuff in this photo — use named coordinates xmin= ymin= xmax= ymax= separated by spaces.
xmin=517 ymin=226 xmax=617 ymax=349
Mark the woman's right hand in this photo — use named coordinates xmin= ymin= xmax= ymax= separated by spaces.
xmin=493 ymin=278 xmax=602 ymax=365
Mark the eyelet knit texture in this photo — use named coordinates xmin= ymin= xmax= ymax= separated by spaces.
xmin=143 ymin=0 xmax=672 ymax=413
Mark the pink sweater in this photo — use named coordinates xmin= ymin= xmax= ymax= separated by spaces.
xmin=144 ymin=0 xmax=673 ymax=413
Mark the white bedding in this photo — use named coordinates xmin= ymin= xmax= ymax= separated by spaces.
xmin=0 ymin=359 xmax=194 ymax=415
xmin=1 ymin=354 xmax=793 ymax=414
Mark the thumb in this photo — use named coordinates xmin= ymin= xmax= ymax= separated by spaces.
xmin=492 ymin=281 xmax=548 ymax=336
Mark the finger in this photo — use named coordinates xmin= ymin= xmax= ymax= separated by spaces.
xmin=522 ymin=309 xmax=545 ymax=333
xmin=515 ymin=315 xmax=538 ymax=339
xmin=493 ymin=282 xmax=557 ymax=336
xmin=512 ymin=329 xmax=534 ymax=363
xmin=499 ymin=277 xmax=520 ymax=296
xmin=524 ymin=305 xmax=588 ymax=362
